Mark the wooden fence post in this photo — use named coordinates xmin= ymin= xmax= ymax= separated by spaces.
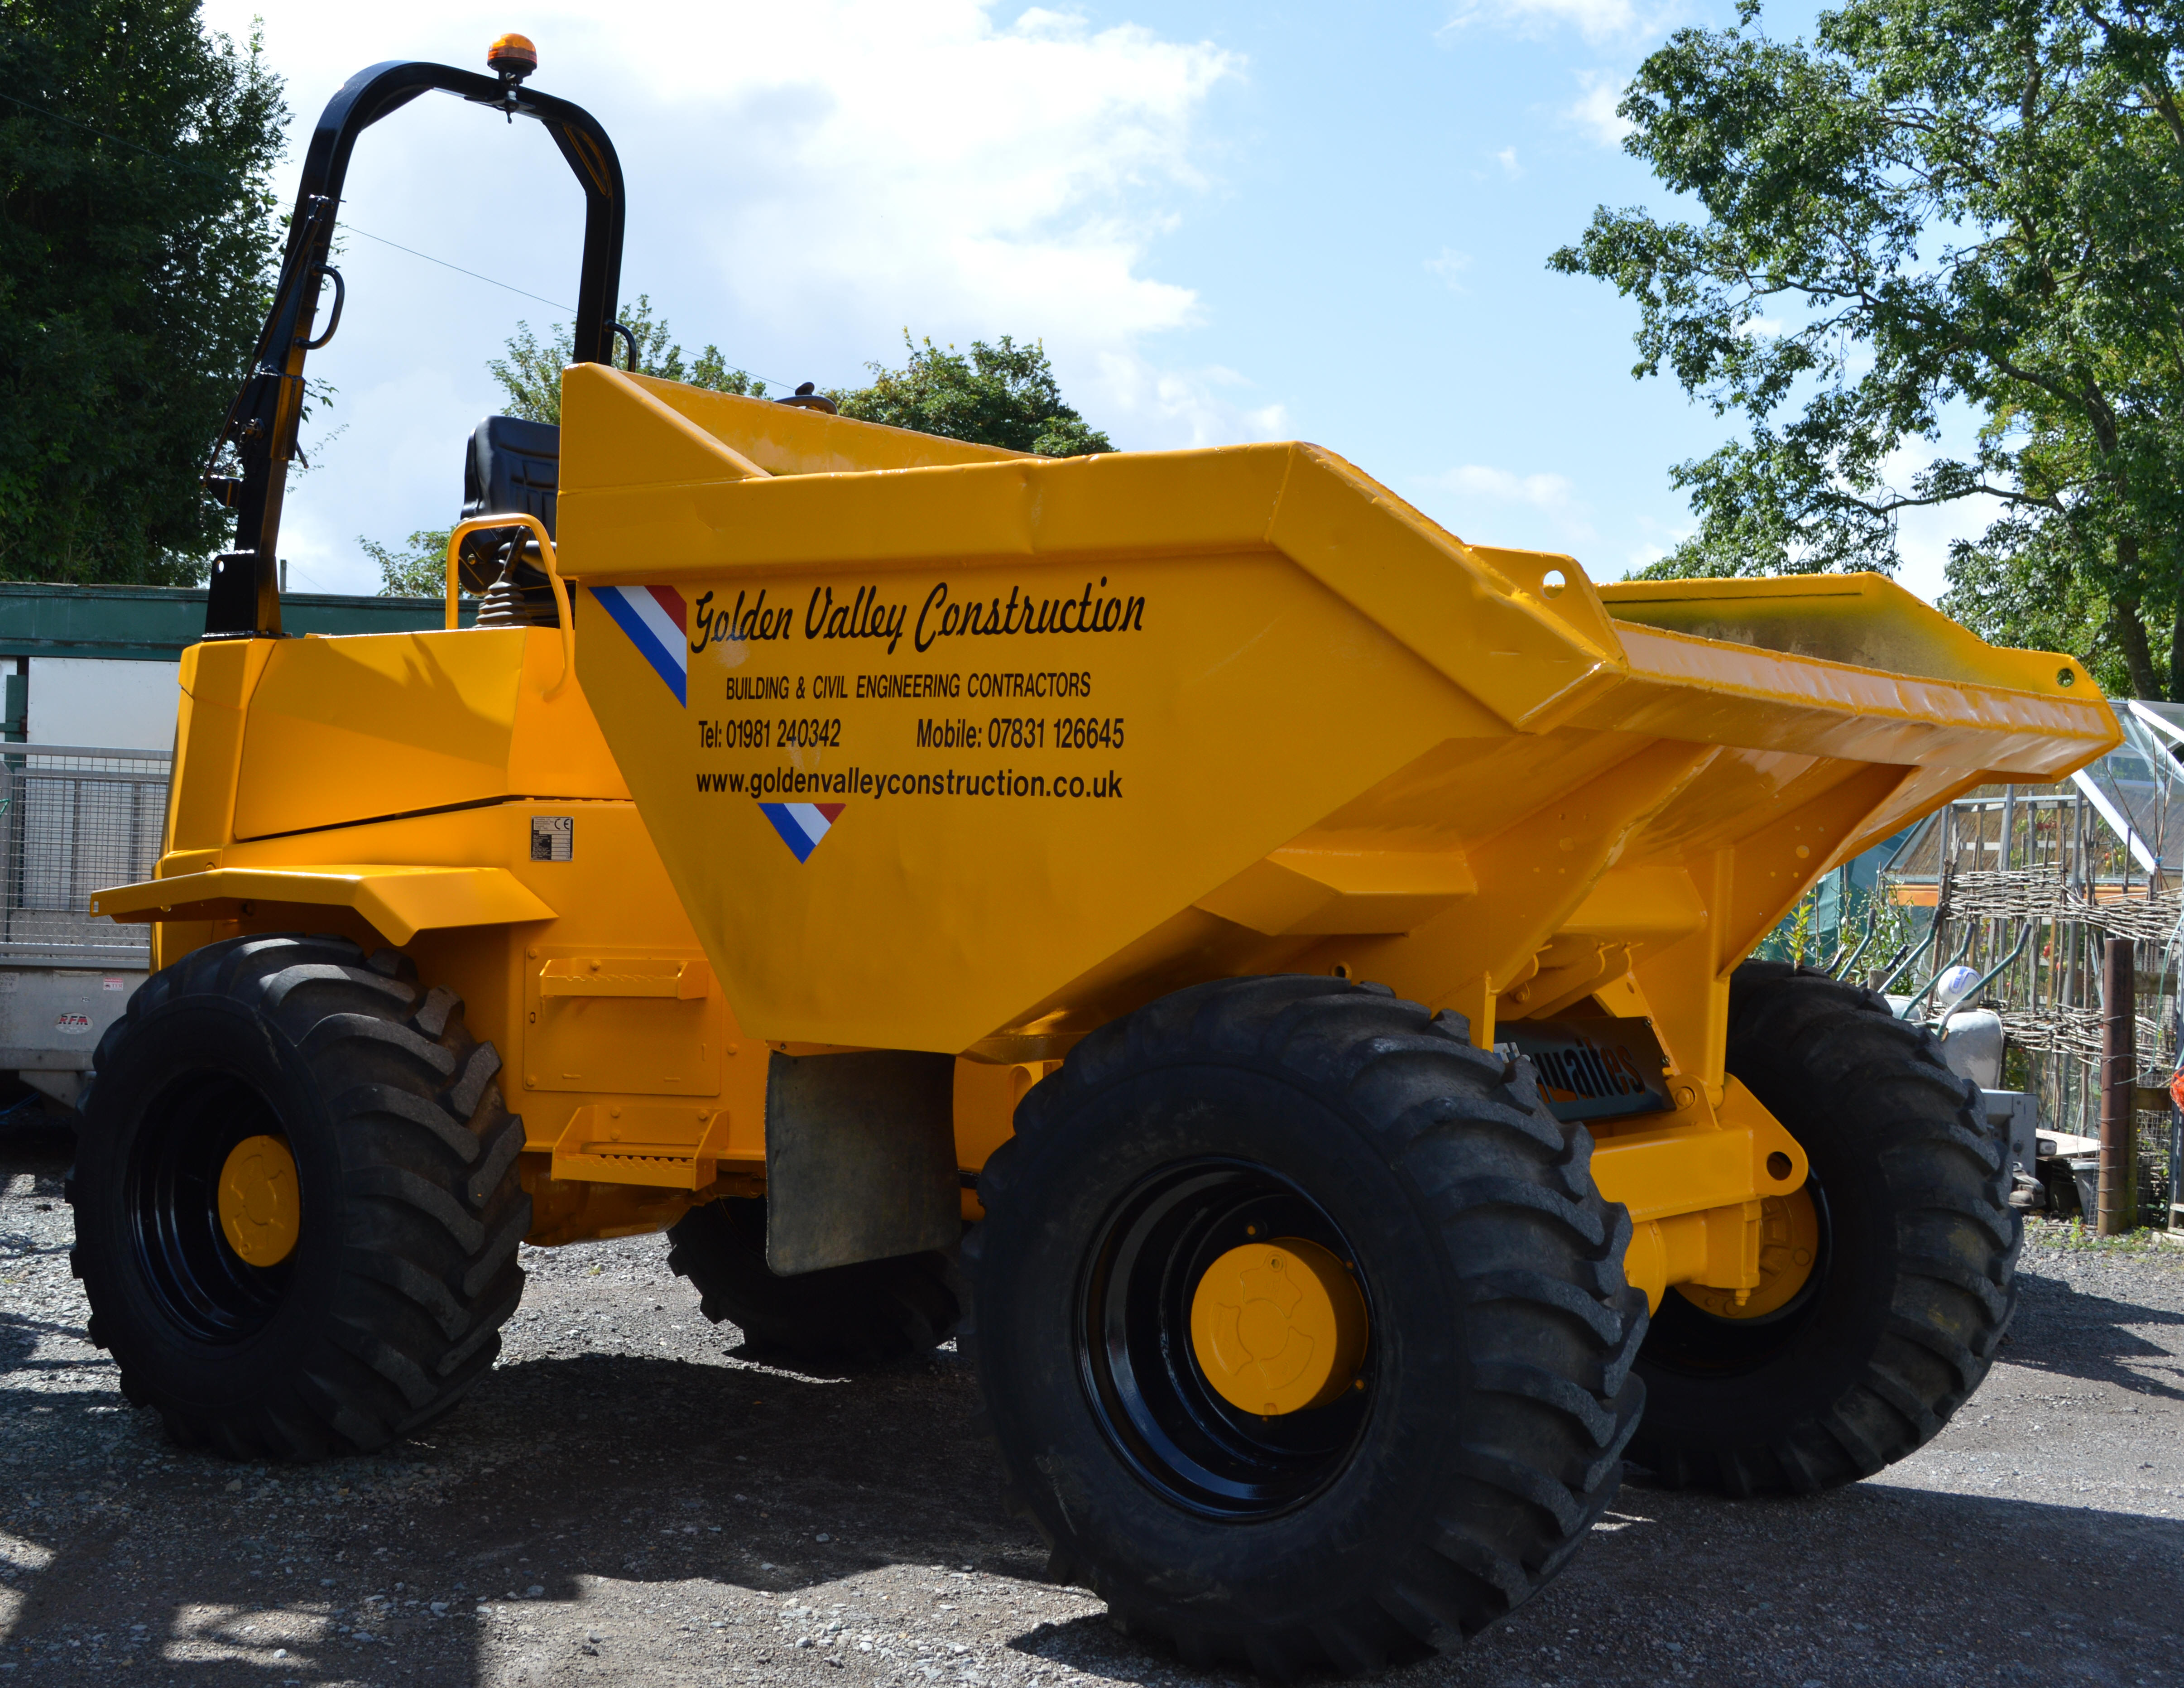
xmin=2100 ymin=935 xmax=2136 ymax=1236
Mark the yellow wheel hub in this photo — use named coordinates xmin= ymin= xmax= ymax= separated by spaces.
xmin=216 ymin=1134 xmax=301 ymax=1268
xmin=1674 ymin=1185 xmax=1819 ymax=1321
xmin=1188 ymin=1237 xmax=1368 ymax=1416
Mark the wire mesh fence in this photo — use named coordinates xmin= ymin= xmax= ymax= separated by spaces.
xmin=1839 ymin=701 xmax=2184 ymax=1228
xmin=0 ymin=745 xmax=168 ymax=968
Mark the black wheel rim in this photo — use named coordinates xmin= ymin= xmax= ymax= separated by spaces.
xmin=1076 ymin=1157 xmax=1374 ymax=1519
xmin=1642 ymin=1178 xmax=1835 ymax=1376
xmin=126 ymin=1071 xmax=296 ymax=1343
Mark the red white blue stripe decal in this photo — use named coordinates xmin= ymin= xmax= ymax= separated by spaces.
xmin=759 ymin=802 xmax=844 ymax=862
xmin=591 ymin=584 xmax=688 ymax=704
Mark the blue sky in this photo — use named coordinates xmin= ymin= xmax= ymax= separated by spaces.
xmin=200 ymin=0 xmax=1979 ymax=601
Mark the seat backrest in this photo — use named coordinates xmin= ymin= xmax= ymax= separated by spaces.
xmin=462 ymin=415 xmax=561 ymax=536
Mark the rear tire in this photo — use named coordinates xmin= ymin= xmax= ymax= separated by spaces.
xmin=67 ymin=934 xmax=529 ymax=1459
xmin=970 ymin=975 xmax=1646 ymax=1677
xmin=666 ymin=1196 xmax=962 ymax=1361
xmin=1628 ymin=960 xmax=2018 ymax=1495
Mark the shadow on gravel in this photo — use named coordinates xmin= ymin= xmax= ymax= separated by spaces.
xmin=995 ymin=1481 xmax=2184 ymax=1684
xmin=2011 ymin=1269 xmax=2184 ymax=1400
xmin=8 ymin=1135 xmax=2180 ymax=1688
xmin=2 ymin=1338 xmax=1030 ymax=1687
xmin=0 ymin=1313 xmax=93 ymax=1376
xmin=0 ymin=1111 xmax=72 ymax=1171
xmin=1537 ymin=1478 xmax=2184 ymax=1683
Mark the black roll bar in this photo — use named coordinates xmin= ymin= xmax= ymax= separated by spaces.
xmin=203 ymin=59 xmax=625 ymax=639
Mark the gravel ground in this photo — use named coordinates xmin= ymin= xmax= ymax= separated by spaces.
xmin=3 ymin=1110 xmax=2180 ymax=1688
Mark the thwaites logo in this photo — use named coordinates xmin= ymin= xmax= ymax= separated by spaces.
xmin=1496 ymin=1018 xmax=1674 ymax=1124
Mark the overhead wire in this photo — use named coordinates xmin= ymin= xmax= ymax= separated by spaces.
xmin=1 ymin=84 xmax=792 ymax=390
xmin=341 ymin=226 xmax=574 ymax=313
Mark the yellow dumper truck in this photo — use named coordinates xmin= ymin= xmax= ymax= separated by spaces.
xmin=68 ymin=41 xmax=2117 ymax=1678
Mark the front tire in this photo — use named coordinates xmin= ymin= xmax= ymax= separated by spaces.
xmin=68 ymin=934 xmax=530 ymax=1459
xmin=970 ymin=976 xmax=1646 ymax=1677
xmin=1628 ymin=960 xmax=2019 ymax=1495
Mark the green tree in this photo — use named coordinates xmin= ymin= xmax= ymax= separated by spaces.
xmin=831 ymin=333 xmax=1113 ymax=456
xmin=1551 ymin=0 xmax=2184 ymax=698
xmin=486 ymin=294 xmax=766 ymax=425
xmin=380 ymin=314 xmax=1114 ymax=592
xmin=0 ymin=0 xmax=286 ymax=584
xmin=362 ymin=526 xmax=454 ymax=597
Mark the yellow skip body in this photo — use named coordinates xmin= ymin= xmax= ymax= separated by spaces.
xmin=93 ymin=364 xmax=2113 ymax=1318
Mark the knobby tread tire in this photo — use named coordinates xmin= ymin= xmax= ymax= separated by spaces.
xmin=1628 ymin=960 xmax=2019 ymax=1496
xmin=68 ymin=933 xmax=529 ymax=1460
xmin=666 ymin=1196 xmax=962 ymax=1362
xmin=969 ymin=975 xmax=1646 ymax=1679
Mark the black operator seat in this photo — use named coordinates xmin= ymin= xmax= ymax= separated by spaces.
xmin=459 ymin=415 xmax=562 ymax=626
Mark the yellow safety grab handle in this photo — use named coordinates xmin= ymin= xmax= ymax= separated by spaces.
xmin=443 ymin=513 xmax=575 ymax=695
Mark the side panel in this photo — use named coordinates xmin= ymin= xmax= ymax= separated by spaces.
xmin=580 ymin=553 xmax=1501 ymax=1053
xmin=234 ymin=630 xmax=528 ymax=837
xmin=230 ymin=629 xmax=629 ymax=840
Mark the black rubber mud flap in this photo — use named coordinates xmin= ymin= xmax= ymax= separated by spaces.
xmin=1628 ymin=960 xmax=2020 ymax=1496
xmin=763 ymin=1048 xmax=958 ymax=1274
xmin=969 ymin=974 xmax=1646 ymax=1678
xmin=67 ymin=934 xmax=528 ymax=1460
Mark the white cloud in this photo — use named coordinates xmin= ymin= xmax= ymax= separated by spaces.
xmin=1089 ymin=353 xmax=1289 ymax=448
xmin=1443 ymin=0 xmax=1657 ymax=46
xmin=197 ymin=1 xmax=1249 ymax=586
xmin=658 ymin=7 xmax=1237 ymax=350
xmin=1425 ymin=464 xmax=1595 ymax=544
xmin=1495 ymin=146 xmax=1522 ymax=176
xmin=1615 ymin=516 xmax=1693 ymax=578
xmin=1567 ymin=70 xmax=1634 ymax=146
xmin=1425 ymin=247 xmax=1474 ymax=290
xmin=1435 ymin=464 xmax=1579 ymax=510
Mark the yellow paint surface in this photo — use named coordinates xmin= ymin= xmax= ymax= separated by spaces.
xmin=1189 ymin=1238 xmax=1368 ymax=1416
xmin=218 ymin=1134 xmax=299 ymax=1267
xmin=91 ymin=362 xmax=2124 ymax=1277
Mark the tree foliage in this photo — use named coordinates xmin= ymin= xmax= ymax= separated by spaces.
xmin=831 ymin=333 xmax=1112 ymax=457
xmin=363 ymin=526 xmax=454 ymax=597
xmin=485 ymin=294 xmax=765 ymax=425
xmin=0 ymin=0 xmax=286 ymax=584
xmin=1551 ymin=0 xmax=2184 ymax=698
xmin=379 ymin=316 xmax=1113 ymax=591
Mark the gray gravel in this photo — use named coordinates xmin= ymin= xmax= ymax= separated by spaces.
xmin=3 ymin=1110 xmax=2180 ymax=1687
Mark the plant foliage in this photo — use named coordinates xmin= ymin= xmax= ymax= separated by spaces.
xmin=831 ymin=333 xmax=1114 ymax=457
xmin=362 ymin=526 xmax=454 ymax=598
xmin=486 ymin=294 xmax=765 ymax=425
xmin=1552 ymin=0 xmax=2184 ymax=698
xmin=0 ymin=0 xmax=287 ymax=583
xmin=378 ymin=316 xmax=1114 ymax=590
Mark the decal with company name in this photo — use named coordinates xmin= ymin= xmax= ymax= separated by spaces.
xmin=677 ymin=571 xmax=1149 ymax=823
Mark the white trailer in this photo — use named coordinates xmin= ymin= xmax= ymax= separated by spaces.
xmin=0 ymin=744 xmax=168 ymax=1107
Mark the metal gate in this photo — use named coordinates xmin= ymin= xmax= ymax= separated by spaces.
xmin=0 ymin=744 xmax=168 ymax=969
